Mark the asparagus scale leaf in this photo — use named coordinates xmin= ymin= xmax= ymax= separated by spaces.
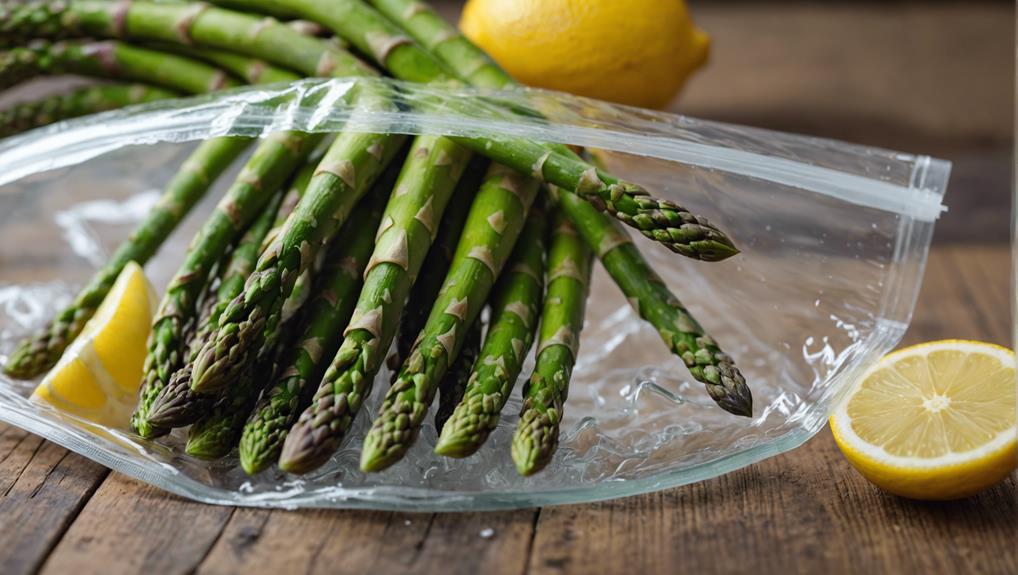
xmin=511 ymin=211 xmax=593 ymax=476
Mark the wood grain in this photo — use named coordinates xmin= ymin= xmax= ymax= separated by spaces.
xmin=0 ymin=426 xmax=108 ymax=575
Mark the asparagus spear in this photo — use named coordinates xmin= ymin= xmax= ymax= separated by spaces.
xmin=434 ymin=203 xmax=548 ymax=457
xmin=277 ymin=134 xmax=473 ymax=474
xmin=131 ymin=130 xmax=322 ymax=438
xmin=201 ymin=0 xmax=736 ymax=260
xmin=237 ymin=153 xmax=401 ymax=474
xmin=0 ymin=40 xmax=239 ymax=92
xmin=0 ymin=83 xmax=176 ymax=138
xmin=145 ymin=187 xmax=289 ymax=429
xmin=434 ymin=317 xmax=482 ymax=433
xmin=553 ymin=188 xmax=752 ymax=416
xmin=378 ymin=0 xmax=751 ymax=414
xmin=359 ymin=163 xmax=542 ymax=473
xmin=511 ymin=211 xmax=593 ymax=476
xmin=389 ymin=155 xmax=488 ymax=372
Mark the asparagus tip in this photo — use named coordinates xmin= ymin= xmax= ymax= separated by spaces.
xmin=719 ymin=388 xmax=753 ymax=418
xmin=184 ymin=437 xmax=227 ymax=460
xmin=277 ymin=425 xmax=329 ymax=475
xmin=433 ymin=435 xmax=477 ymax=459
xmin=239 ymin=450 xmax=267 ymax=476
xmin=358 ymin=441 xmax=399 ymax=473
xmin=692 ymin=238 xmax=740 ymax=262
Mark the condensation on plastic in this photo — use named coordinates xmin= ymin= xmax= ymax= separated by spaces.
xmin=0 ymin=79 xmax=950 ymax=510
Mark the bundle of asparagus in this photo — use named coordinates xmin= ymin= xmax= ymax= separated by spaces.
xmin=1 ymin=0 xmax=751 ymax=477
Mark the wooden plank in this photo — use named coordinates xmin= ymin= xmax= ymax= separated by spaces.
xmin=195 ymin=508 xmax=536 ymax=575
xmin=0 ymin=424 xmax=108 ymax=575
xmin=38 ymin=473 xmax=234 ymax=575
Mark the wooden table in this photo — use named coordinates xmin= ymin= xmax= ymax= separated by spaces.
xmin=2 ymin=2 xmax=1016 ymax=574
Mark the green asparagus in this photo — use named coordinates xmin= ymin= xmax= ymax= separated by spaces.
xmin=359 ymin=162 xmax=542 ymax=473
xmin=277 ymin=134 xmax=472 ymax=474
xmin=146 ymin=187 xmax=289 ymax=429
xmin=435 ymin=202 xmax=548 ymax=457
xmin=0 ymin=40 xmax=239 ymax=92
xmin=435 ymin=317 xmax=482 ymax=433
xmin=511 ymin=211 xmax=593 ymax=476
xmin=131 ymin=130 xmax=321 ymax=438
xmin=0 ymin=83 xmax=176 ymax=138
xmin=237 ymin=153 xmax=402 ymax=475
xmin=553 ymin=187 xmax=752 ymax=416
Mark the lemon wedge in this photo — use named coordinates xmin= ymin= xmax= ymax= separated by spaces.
xmin=32 ymin=261 xmax=157 ymax=428
xmin=831 ymin=340 xmax=1017 ymax=500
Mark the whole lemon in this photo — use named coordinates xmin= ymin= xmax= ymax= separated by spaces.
xmin=460 ymin=0 xmax=710 ymax=108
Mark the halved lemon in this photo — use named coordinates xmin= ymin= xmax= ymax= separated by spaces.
xmin=32 ymin=261 xmax=157 ymax=428
xmin=831 ymin=340 xmax=1017 ymax=500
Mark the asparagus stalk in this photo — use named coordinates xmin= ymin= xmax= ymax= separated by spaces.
xmin=237 ymin=154 xmax=400 ymax=475
xmin=378 ymin=0 xmax=751 ymax=414
xmin=359 ymin=163 xmax=542 ymax=473
xmin=553 ymin=188 xmax=752 ymax=416
xmin=277 ymin=134 xmax=473 ymax=474
xmin=434 ymin=317 xmax=482 ymax=433
xmin=434 ymin=203 xmax=548 ymax=457
xmin=0 ymin=40 xmax=239 ymax=92
xmin=131 ymin=130 xmax=322 ymax=438
xmin=0 ymin=83 xmax=176 ymax=138
xmin=389 ymin=155 xmax=488 ymax=371
xmin=146 ymin=44 xmax=301 ymax=85
xmin=511 ymin=211 xmax=593 ymax=476
xmin=145 ymin=187 xmax=289 ymax=429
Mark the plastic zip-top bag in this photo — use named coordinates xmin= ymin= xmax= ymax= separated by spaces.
xmin=0 ymin=79 xmax=949 ymax=510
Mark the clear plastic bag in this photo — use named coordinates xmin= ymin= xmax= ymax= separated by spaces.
xmin=0 ymin=79 xmax=949 ymax=510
